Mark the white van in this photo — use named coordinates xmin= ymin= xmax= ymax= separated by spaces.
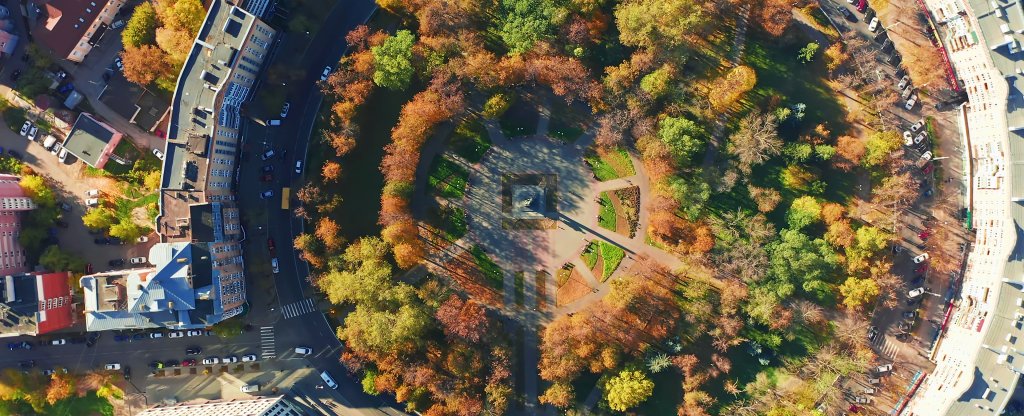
xmin=42 ymin=135 xmax=57 ymax=150
xmin=85 ymin=189 xmax=100 ymax=197
xmin=319 ymin=371 xmax=338 ymax=389
xmin=268 ymin=119 xmax=281 ymax=126
xmin=295 ymin=346 xmax=312 ymax=355
xmin=240 ymin=384 xmax=259 ymax=393
xmin=85 ymin=198 xmax=100 ymax=207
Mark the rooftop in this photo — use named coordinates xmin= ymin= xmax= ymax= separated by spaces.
xmin=0 ymin=272 xmax=73 ymax=337
xmin=30 ymin=0 xmax=112 ymax=58
xmin=63 ymin=113 xmax=123 ymax=168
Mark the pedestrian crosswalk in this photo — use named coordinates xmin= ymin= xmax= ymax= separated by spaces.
xmin=872 ymin=332 xmax=901 ymax=359
xmin=282 ymin=298 xmax=316 ymax=319
xmin=260 ymin=326 xmax=276 ymax=359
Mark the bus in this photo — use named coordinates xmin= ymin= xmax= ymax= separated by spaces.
xmin=281 ymin=187 xmax=290 ymax=211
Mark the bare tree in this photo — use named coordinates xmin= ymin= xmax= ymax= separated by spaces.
xmin=728 ymin=111 xmax=783 ymax=173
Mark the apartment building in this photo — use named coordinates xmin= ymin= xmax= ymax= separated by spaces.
xmin=0 ymin=272 xmax=74 ymax=337
xmin=137 ymin=396 xmax=303 ymax=416
xmin=0 ymin=174 xmax=37 ymax=276
xmin=31 ymin=0 xmax=125 ymax=62
xmin=80 ymin=0 xmax=275 ymax=331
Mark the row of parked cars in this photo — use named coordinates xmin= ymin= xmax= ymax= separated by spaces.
xmin=19 ymin=120 xmax=72 ymax=162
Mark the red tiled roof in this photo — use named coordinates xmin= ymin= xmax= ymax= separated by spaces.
xmin=36 ymin=272 xmax=72 ymax=334
xmin=31 ymin=0 xmax=105 ymax=58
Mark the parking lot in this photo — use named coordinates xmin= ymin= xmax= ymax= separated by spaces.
xmin=818 ymin=0 xmax=974 ymax=412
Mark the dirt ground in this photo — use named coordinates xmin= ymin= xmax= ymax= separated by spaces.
xmin=556 ymin=268 xmax=592 ymax=307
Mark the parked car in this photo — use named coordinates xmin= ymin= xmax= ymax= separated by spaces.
xmin=18 ymin=121 xmax=30 ymax=136
xmin=50 ymin=338 xmax=67 ymax=345
xmin=868 ymin=17 xmax=880 ymax=31
xmin=129 ymin=257 xmax=147 ymax=265
xmin=920 ymin=151 xmax=932 ymax=161
xmin=907 ymin=287 xmax=925 ymax=298
xmin=280 ymin=102 xmax=291 ymax=118
xmin=7 ymin=149 xmax=22 ymax=160
xmin=241 ymin=384 xmax=259 ymax=393
xmin=910 ymin=120 xmax=925 ymax=132
xmin=922 ymin=162 xmax=934 ymax=174
xmin=50 ymin=143 xmax=62 ymax=156
xmin=261 ymin=189 xmax=274 ymax=199
xmin=186 ymin=346 xmax=202 ymax=355
xmin=149 ymin=332 xmax=164 ymax=339
xmin=202 ymin=357 xmax=219 ymax=365
xmin=271 ymin=258 xmax=280 ymax=274
xmin=149 ymin=361 xmax=163 ymax=369
xmin=867 ymin=325 xmax=879 ymax=342
xmin=320 ymin=66 xmax=332 ymax=81
xmin=913 ymin=253 xmax=929 ymax=263
xmin=875 ymin=364 xmax=893 ymax=373
xmin=867 ymin=377 xmax=881 ymax=385
xmin=854 ymin=396 xmax=871 ymax=404
xmin=903 ymin=131 xmax=913 ymax=146
xmin=104 ymin=363 xmax=121 ymax=371
xmin=108 ymin=259 xmax=125 ymax=267
xmin=113 ymin=334 xmax=129 ymax=342
xmin=914 ymin=132 xmax=927 ymax=145
xmin=7 ymin=341 xmax=30 ymax=350
xmin=838 ymin=6 xmax=855 ymax=21
xmin=182 ymin=359 xmax=197 ymax=366
xmin=262 ymin=164 xmax=274 ymax=173
xmin=295 ymin=160 xmax=303 ymax=174
xmin=19 ymin=360 xmax=36 ymax=369
xmin=261 ymin=149 xmax=275 ymax=161
xmin=267 ymin=238 xmax=275 ymax=253
xmin=914 ymin=263 xmax=929 ymax=274
xmin=42 ymin=135 xmax=57 ymax=150
xmin=223 ymin=356 xmax=239 ymax=363
xmin=910 ymin=275 xmax=925 ymax=286
xmin=114 ymin=57 xmax=123 ymax=72
xmin=919 ymin=229 xmax=932 ymax=239
xmin=111 ymin=19 xmax=125 ymax=29
xmin=903 ymin=310 xmax=918 ymax=319
xmin=897 ymin=75 xmax=911 ymax=90
xmin=905 ymin=94 xmax=918 ymax=110
xmin=187 ymin=330 xmax=204 ymax=337
xmin=166 ymin=360 xmax=180 ymax=367
xmin=295 ymin=346 xmax=313 ymax=355
xmin=241 ymin=354 xmax=257 ymax=362
xmin=27 ymin=125 xmax=38 ymax=141
xmin=137 ymin=236 xmax=149 ymax=243
xmin=152 ymin=148 xmax=165 ymax=160
xmin=58 ymin=148 xmax=69 ymax=163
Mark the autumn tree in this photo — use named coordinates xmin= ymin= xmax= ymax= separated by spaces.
xmin=640 ymin=64 xmax=675 ymax=99
xmin=754 ymin=0 xmax=792 ymax=37
xmin=824 ymin=43 xmax=849 ymax=74
xmin=539 ymin=383 xmax=574 ymax=408
xmin=748 ymin=185 xmax=782 ymax=213
xmin=862 ymin=131 xmax=902 ymax=168
xmin=122 ymin=2 xmax=157 ymax=48
xmin=82 ymin=207 xmax=117 ymax=230
xmin=708 ymin=65 xmax=757 ymax=112
xmin=729 ymin=111 xmax=781 ymax=173
xmin=121 ymin=45 xmax=173 ymax=86
xmin=787 ymin=196 xmax=822 ymax=230
xmin=315 ymin=217 xmax=344 ymax=252
xmin=615 ymin=0 xmax=708 ymax=49
xmin=321 ymin=161 xmax=343 ymax=182
xmin=839 ymin=276 xmax=880 ymax=309
xmin=371 ymin=30 xmax=416 ymax=90
xmin=604 ymin=370 xmax=654 ymax=412
xmin=435 ymin=295 xmax=490 ymax=343
xmin=45 ymin=372 xmax=76 ymax=405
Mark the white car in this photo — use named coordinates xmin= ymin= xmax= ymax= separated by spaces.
xmin=27 ymin=125 xmax=38 ymax=141
xmin=85 ymin=189 xmax=100 ymax=197
xmin=168 ymin=331 xmax=184 ymax=338
xmin=908 ymin=287 xmax=925 ymax=298
xmin=186 ymin=330 xmax=204 ymax=337
xmin=223 ymin=356 xmax=239 ymax=363
xmin=111 ymin=20 xmax=125 ymax=29
xmin=280 ymin=102 xmax=290 ymax=118
xmin=241 ymin=354 xmax=257 ymax=362
xmin=875 ymin=364 xmax=893 ymax=373
xmin=913 ymin=253 xmax=929 ymax=263
xmin=295 ymin=160 xmax=303 ymax=174
xmin=85 ymin=198 xmax=100 ymax=207
xmin=51 ymin=339 xmax=66 ymax=345
xmin=910 ymin=120 xmax=925 ymax=132
xmin=58 ymin=148 xmax=69 ymax=163
xmin=202 ymin=357 xmax=219 ymax=365
xmin=261 ymin=150 xmax=275 ymax=161
xmin=149 ymin=332 xmax=164 ymax=338
xmin=137 ymin=236 xmax=149 ymax=243
xmin=868 ymin=17 xmax=880 ymax=32
xmin=18 ymin=121 xmax=30 ymax=136
xmin=920 ymin=151 xmax=932 ymax=161
xmin=50 ymin=143 xmax=61 ymax=155
xmin=104 ymin=363 xmax=121 ymax=370
xmin=260 ymin=190 xmax=275 ymax=199
xmin=129 ymin=257 xmax=147 ymax=265
xmin=294 ymin=346 xmax=312 ymax=355
xmin=902 ymin=131 xmax=913 ymax=146
xmin=897 ymin=75 xmax=910 ymax=90
xmin=271 ymin=258 xmax=280 ymax=274
xmin=114 ymin=57 xmax=123 ymax=72
xmin=320 ymin=66 xmax=332 ymax=81
xmin=152 ymin=148 xmax=164 ymax=160
xmin=905 ymin=94 xmax=918 ymax=110
xmin=241 ymin=384 xmax=259 ymax=393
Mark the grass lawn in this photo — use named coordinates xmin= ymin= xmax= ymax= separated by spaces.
xmin=499 ymin=98 xmax=539 ymax=138
xmin=556 ymin=263 xmax=574 ymax=287
xmin=581 ymin=241 xmax=598 ymax=269
xmin=600 ymin=242 xmax=625 ymax=280
xmin=598 ymin=192 xmax=616 ymax=231
xmin=3 ymin=107 xmax=26 ymax=133
xmin=470 ymin=245 xmax=503 ymax=290
xmin=450 ymin=117 xmax=491 ymax=163
xmin=0 ymin=392 xmax=115 ymax=416
xmin=436 ymin=205 xmax=467 ymax=241
xmin=585 ymin=148 xmax=635 ymax=181
xmin=548 ymin=99 xmax=585 ymax=143
xmin=514 ymin=271 xmax=525 ymax=307
xmin=427 ymin=156 xmax=469 ymax=198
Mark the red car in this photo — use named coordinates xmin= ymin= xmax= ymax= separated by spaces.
xmin=182 ymin=359 xmax=196 ymax=366
xmin=915 ymin=263 xmax=929 ymax=274
xmin=922 ymin=163 xmax=934 ymax=175
xmin=919 ymin=229 xmax=932 ymax=240
xmin=267 ymin=238 xmax=275 ymax=254
xmin=857 ymin=0 xmax=868 ymax=12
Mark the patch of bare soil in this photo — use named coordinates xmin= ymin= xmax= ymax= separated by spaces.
xmin=556 ymin=268 xmax=592 ymax=307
